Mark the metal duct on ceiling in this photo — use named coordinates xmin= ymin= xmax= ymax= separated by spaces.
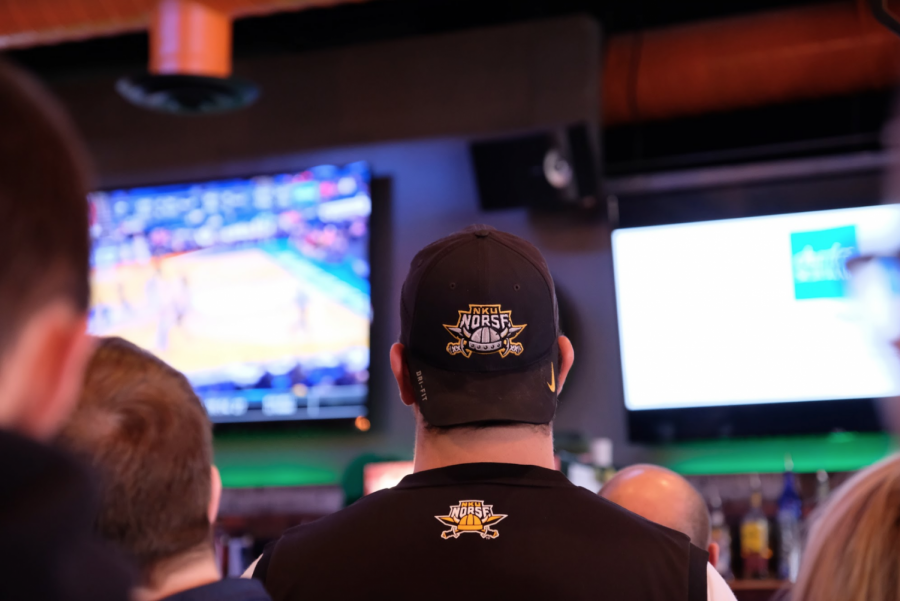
xmin=603 ymin=1 xmax=900 ymax=124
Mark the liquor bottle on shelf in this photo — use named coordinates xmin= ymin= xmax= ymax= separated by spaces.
xmin=741 ymin=475 xmax=771 ymax=580
xmin=816 ymin=469 xmax=830 ymax=506
xmin=777 ymin=455 xmax=802 ymax=582
xmin=709 ymin=488 xmax=734 ymax=581
xmin=591 ymin=438 xmax=616 ymax=487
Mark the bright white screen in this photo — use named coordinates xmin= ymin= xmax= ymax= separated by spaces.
xmin=612 ymin=205 xmax=900 ymax=411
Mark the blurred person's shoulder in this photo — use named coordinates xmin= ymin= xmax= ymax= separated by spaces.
xmin=708 ymin=565 xmax=739 ymax=601
xmin=160 ymin=578 xmax=271 ymax=601
xmin=0 ymin=428 xmax=133 ymax=601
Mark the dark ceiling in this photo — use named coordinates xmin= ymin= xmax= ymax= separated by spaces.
xmin=4 ymin=0 xmax=827 ymax=80
xmin=2 ymin=0 xmax=894 ymax=175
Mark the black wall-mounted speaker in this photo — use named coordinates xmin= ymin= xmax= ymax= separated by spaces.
xmin=470 ymin=123 xmax=602 ymax=214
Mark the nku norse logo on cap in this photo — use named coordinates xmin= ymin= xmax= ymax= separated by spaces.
xmin=444 ymin=304 xmax=526 ymax=358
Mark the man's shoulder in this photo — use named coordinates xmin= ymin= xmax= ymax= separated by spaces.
xmin=566 ymin=485 xmax=694 ymax=546
xmin=277 ymin=488 xmax=399 ymax=542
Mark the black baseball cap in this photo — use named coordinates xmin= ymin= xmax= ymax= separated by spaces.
xmin=400 ymin=225 xmax=560 ymax=427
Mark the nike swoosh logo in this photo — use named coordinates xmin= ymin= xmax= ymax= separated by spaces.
xmin=548 ymin=363 xmax=556 ymax=393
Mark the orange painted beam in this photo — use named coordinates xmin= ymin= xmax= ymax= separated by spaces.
xmin=604 ymin=2 xmax=900 ymax=125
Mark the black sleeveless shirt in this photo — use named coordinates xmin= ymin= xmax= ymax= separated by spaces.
xmin=255 ymin=463 xmax=708 ymax=601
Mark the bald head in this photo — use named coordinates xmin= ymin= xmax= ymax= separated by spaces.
xmin=600 ymin=464 xmax=711 ymax=548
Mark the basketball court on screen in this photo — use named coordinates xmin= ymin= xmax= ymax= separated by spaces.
xmin=90 ymin=246 xmax=368 ymax=377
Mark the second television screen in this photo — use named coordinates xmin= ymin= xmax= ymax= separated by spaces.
xmin=612 ymin=204 xmax=900 ymax=413
xmin=88 ymin=162 xmax=372 ymax=424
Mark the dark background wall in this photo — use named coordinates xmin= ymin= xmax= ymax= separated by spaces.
xmin=40 ymin=17 xmax=637 ymax=487
xmin=57 ymin=16 xmax=600 ymax=177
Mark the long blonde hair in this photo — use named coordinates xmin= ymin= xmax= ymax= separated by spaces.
xmin=792 ymin=453 xmax=900 ymax=601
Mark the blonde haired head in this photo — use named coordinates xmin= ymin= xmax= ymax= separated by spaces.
xmin=792 ymin=453 xmax=900 ymax=601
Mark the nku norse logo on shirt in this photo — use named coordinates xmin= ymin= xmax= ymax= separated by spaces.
xmin=435 ymin=500 xmax=508 ymax=539
xmin=444 ymin=304 xmax=526 ymax=358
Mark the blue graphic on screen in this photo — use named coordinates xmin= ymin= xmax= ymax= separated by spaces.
xmin=791 ymin=225 xmax=858 ymax=300
xmin=87 ymin=162 xmax=371 ymax=424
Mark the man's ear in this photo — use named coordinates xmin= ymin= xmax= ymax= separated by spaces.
xmin=390 ymin=343 xmax=417 ymax=407
xmin=0 ymin=301 xmax=94 ymax=440
xmin=556 ymin=335 xmax=575 ymax=394
xmin=707 ymin=542 xmax=720 ymax=569
xmin=208 ymin=465 xmax=223 ymax=524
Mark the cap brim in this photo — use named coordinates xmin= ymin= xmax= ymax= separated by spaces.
xmin=406 ymin=344 xmax=559 ymax=427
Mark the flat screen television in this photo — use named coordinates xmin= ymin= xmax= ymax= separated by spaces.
xmin=611 ymin=169 xmax=900 ymax=441
xmin=87 ymin=162 xmax=372 ymax=424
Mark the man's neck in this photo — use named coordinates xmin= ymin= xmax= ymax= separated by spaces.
xmin=413 ymin=423 xmax=556 ymax=472
xmin=133 ymin=550 xmax=221 ymax=601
